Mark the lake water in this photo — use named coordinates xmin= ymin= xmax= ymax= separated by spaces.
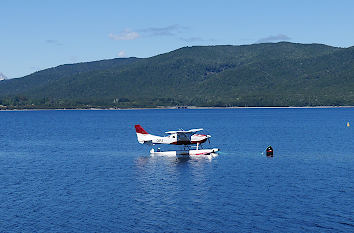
xmin=0 ymin=108 xmax=353 ymax=232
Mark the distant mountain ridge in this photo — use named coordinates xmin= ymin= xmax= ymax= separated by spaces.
xmin=0 ymin=42 xmax=354 ymax=109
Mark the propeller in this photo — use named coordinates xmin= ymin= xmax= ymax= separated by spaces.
xmin=203 ymin=129 xmax=211 ymax=144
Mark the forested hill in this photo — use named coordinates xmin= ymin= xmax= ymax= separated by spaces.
xmin=1 ymin=42 xmax=354 ymax=109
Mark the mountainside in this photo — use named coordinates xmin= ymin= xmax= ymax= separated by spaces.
xmin=0 ymin=57 xmax=139 ymax=97
xmin=1 ymin=42 xmax=354 ymax=109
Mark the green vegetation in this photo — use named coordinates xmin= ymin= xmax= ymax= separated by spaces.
xmin=1 ymin=42 xmax=354 ymax=109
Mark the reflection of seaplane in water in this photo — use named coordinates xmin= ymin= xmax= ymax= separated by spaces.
xmin=135 ymin=125 xmax=219 ymax=158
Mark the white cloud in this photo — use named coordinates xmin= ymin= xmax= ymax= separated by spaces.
xmin=139 ymin=24 xmax=188 ymax=37
xmin=45 ymin=39 xmax=62 ymax=46
xmin=0 ymin=72 xmax=7 ymax=81
xmin=179 ymin=37 xmax=201 ymax=42
xmin=109 ymin=25 xmax=188 ymax=41
xmin=69 ymin=56 xmax=79 ymax=63
xmin=256 ymin=34 xmax=291 ymax=43
xmin=117 ymin=50 xmax=126 ymax=58
xmin=109 ymin=30 xmax=140 ymax=40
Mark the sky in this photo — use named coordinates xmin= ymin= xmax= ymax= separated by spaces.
xmin=1 ymin=0 xmax=354 ymax=79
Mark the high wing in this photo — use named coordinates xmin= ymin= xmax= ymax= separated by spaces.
xmin=165 ymin=128 xmax=203 ymax=134
xmin=166 ymin=129 xmax=205 ymax=145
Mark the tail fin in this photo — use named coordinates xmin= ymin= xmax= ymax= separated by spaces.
xmin=135 ymin=125 xmax=151 ymax=144
xmin=135 ymin=125 xmax=148 ymax=134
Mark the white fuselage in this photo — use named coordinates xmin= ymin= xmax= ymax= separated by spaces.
xmin=136 ymin=132 xmax=209 ymax=145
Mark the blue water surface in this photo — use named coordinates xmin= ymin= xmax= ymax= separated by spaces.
xmin=0 ymin=108 xmax=353 ymax=232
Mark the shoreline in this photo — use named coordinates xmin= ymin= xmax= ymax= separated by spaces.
xmin=1 ymin=106 xmax=354 ymax=111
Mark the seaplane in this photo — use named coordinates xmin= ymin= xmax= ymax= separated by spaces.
xmin=135 ymin=125 xmax=219 ymax=158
